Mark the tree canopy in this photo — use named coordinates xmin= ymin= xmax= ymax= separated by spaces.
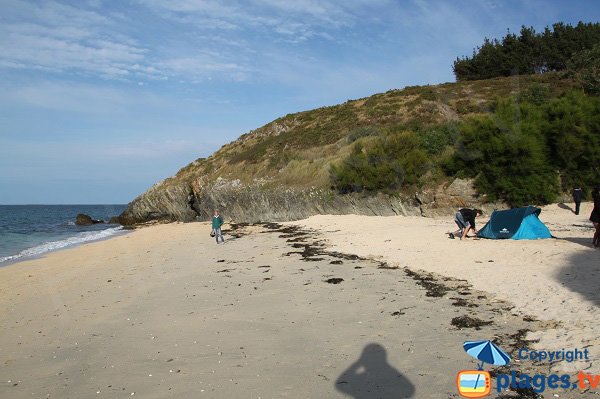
xmin=453 ymin=22 xmax=600 ymax=81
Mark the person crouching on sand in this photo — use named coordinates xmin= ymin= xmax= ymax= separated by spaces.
xmin=449 ymin=208 xmax=482 ymax=240
xmin=212 ymin=210 xmax=225 ymax=244
xmin=590 ymin=186 xmax=600 ymax=248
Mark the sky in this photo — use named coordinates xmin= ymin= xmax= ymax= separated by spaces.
xmin=1 ymin=0 xmax=599 ymax=204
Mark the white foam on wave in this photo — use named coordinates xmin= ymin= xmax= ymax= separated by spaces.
xmin=0 ymin=227 xmax=124 ymax=264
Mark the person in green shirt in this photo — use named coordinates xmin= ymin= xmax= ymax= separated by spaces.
xmin=211 ymin=210 xmax=225 ymax=244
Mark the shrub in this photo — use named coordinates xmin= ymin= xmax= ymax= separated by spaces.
xmin=347 ymin=126 xmax=381 ymax=143
xmin=543 ymin=91 xmax=600 ymax=189
xmin=518 ymin=83 xmax=550 ymax=105
xmin=455 ymin=99 xmax=480 ymax=114
xmin=420 ymin=125 xmax=458 ymax=154
xmin=568 ymin=44 xmax=600 ymax=95
xmin=451 ymin=104 xmax=559 ymax=206
xmin=331 ymin=131 xmax=430 ymax=194
xmin=448 ymin=92 xmax=600 ymax=206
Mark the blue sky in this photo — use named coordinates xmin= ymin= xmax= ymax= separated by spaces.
xmin=1 ymin=0 xmax=599 ymax=204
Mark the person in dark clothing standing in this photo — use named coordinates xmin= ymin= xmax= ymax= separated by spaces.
xmin=572 ymin=187 xmax=584 ymax=215
xmin=590 ymin=186 xmax=600 ymax=248
xmin=450 ymin=208 xmax=483 ymax=240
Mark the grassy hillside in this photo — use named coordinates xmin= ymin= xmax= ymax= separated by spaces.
xmin=171 ymin=72 xmax=577 ymax=198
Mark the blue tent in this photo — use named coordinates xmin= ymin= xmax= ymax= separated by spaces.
xmin=477 ymin=206 xmax=552 ymax=240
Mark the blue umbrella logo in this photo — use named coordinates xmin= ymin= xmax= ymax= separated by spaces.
xmin=463 ymin=340 xmax=511 ymax=369
xmin=461 ymin=340 xmax=511 ymax=396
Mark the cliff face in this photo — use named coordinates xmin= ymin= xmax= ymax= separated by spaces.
xmin=192 ymin=180 xmax=423 ymax=222
xmin=119 ymin=73 xmax=573 ymax=224
xmin=119 ymin=180 xmax=196 ymax=224
xmin=120 ymin=176 xmax=488 ymax=224
xmin=120 ymin=179 xmax=422 ymax=224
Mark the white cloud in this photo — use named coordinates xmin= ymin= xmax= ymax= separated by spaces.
xmin=158 ymin=54 xmax=249 ymax=82
xmin=252 ymin=0 xmax=355 ymax=26
xmin=0 ymin=0 xmax=261 ymax=83
xmin=138 ymin=0 xmax=371 ymax=41
xmin=0 ymin=0 xmax=152 ymax=80
xmin=138 ymin=0 xmax=240 ymax=30
xmin=140 ymin=0 xmax=237 ymax=14
xmin=0 ymin=30 xmax=146 ymax=77
xmin=0 ymin=0 xmax=426 ymax=86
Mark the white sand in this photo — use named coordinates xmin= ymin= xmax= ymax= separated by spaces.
xmin=2 ymin=222 xmax=527 ymax=398
xmin=291 ymin=203 xmax=600 ymax=373
xmin=1 ymin=204 xmax=598 ymax=398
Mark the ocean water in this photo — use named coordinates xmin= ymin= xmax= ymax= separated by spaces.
xmin=0 ymin=205 xmax=128 ymax=265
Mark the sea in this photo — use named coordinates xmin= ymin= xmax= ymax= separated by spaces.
xmin=0 ymin=205 xmax=128 ymax=265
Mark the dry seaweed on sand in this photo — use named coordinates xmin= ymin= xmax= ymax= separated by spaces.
xmin=451 ymin=315 xmax=493 ymax=329
xmin=404 ymin=269 xmax=451 ymax=297
xmin=224 ymin=223 xmax=250 ymax=238
xmin=451 ymin=297 xmax=479 ymax=307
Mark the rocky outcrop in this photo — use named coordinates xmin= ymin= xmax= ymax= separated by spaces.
xmin=117 ymin=74 xmax=576 ymax=225
xmin=418 ymin=178 xmax=476 ymax=216
xmin=190 ymin=178 xmax=422 ymax=223
xmin=117 ymin=75 xmax=569 ymax=225
xmin=118 ymin=179 xmax=197 ymax=225
xmin=75 ymin=214 xmax=104 ymax=225
xmin=119 ymin=175 xmax=493 ymax=225
xmin=108 ymin=216 xmax=122 ymax=225
xmin=417 ymin=178 xmax=503 ymax=217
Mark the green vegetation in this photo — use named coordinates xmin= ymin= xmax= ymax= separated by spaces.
xmin=170 ymin=51 xmax=589 ymax=208
xmin=446 ymin=91 xmax=600 ymax=206
xmin=568 ymin=44 xmax=600 ymax=95
xmin=134 ymin=19 xmax=600 ymax=224
xmin=445 ymin=99 xmax=559 ymax=206
xmin=453 ymin=22 xmax=600 ymax=81
xmin=544 ymin=91 xmax=600 ymax=190
xmin=328 ymin=22 xmax=600 ymax=206
xmin=332 ymin=87 xmax=600 ymax=206
xmin=330 ymin=124 xmax=457 ymax=194
xmin=218 ymin=73 xmax=575 ymax=174
xmin=330 ymin=130 xmax=430 ymax=194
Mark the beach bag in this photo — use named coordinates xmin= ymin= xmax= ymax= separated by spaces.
xmin=210 ymin=229 xmax=215 ymax=237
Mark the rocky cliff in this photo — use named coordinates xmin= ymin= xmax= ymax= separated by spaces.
xmin=119 ymin=175 xmax=496 ymax=224
xmin=119 ymin=73 xmax=573 ymax=224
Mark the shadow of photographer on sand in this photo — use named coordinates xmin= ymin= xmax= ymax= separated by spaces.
xmin=335 ymin=343 xmax=415 ymax=399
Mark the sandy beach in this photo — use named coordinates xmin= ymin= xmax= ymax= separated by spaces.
xmin=1 ymin=204 xmax=599 ymax=398
xmin=292 ymin=203 xmax=600 ymax=373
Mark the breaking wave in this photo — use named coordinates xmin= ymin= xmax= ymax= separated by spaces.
xmin=0 ymin=227 xmax=124 ymax=264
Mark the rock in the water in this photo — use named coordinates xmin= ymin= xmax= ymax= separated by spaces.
xmin=75 ymin=214 xmax=104 ymax=225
